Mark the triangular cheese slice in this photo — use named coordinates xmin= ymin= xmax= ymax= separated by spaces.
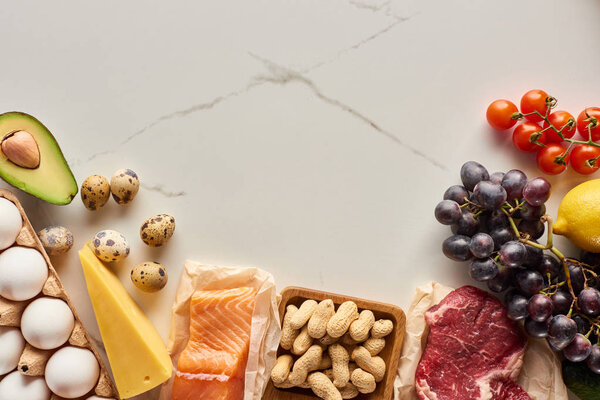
xmin=79 ymin=243 xmax=172 ymax=398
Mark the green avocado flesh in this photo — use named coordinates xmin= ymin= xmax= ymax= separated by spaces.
xmin=563 ymin=361 xmax=600 ymax=400
xmin=0 ymin=112 xmax=77 ymax=205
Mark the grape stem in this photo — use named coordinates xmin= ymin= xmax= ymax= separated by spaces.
xmin=539 ymin=275 xmax=565 ymax=296
xmin=567 ymin=300 xmax=576 ymax=318
xmin=577 ymin=313 xmax=600 ymax=339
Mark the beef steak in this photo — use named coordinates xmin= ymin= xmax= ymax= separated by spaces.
xmin=415 ymin=285 xmax=530 ymax=400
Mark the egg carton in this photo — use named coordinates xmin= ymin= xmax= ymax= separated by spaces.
xmin=0 ymin=189 xmax=120 ymax=400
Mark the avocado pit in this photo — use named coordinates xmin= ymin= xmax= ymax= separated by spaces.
xmin=1 ymin=130 xmax=40 ymax=169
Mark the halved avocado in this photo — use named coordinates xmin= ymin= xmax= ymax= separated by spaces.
xmin=0 ymin=112 xmax=77 ymax=205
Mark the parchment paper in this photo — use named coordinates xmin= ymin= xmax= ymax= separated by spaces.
xmin=395 ymin=282 xmax=568 ymax=400
xmin=158 ymin=261 xmax=281 ymax=400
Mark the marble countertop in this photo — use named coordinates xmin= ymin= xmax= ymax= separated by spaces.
xmin=2 ymin=0 xmax=600 ymax=398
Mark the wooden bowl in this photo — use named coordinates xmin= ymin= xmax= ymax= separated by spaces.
xmin=262 ymin=286 xmax=406 ymax=400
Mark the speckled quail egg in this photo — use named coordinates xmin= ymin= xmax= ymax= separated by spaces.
xmin=91 ymin=230 xmax=130 ymax=262
xmin=38 ymin=226 xmax=73 ymax=256
xmin=131 ymin=262 xmax=168 ymax=293
xmin=110 ymin=168 xmax=140 ymax=205
xmin=81 ymin=175 xmax=110 ymax=211
xmin=140 ymin=214 xmax=175 ymax=247
xmin=0 ymin=371 xmax=50 ymax=400
xmin=0 ymin=197 xmax=22 ymax=250
xmin=45 ymin=346 xmax=100 ymax=399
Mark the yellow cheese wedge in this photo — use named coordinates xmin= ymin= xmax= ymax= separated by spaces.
xmin=79 ymin=243 xmax=172 ymax=398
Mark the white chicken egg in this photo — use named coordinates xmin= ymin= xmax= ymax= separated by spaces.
xmin=0 ymin=326 xmax=25 ymax=374
xmin=0 ymin=247 xmax=48 ymax=301
xmin=21 ymin=297 xmax=74 ymax=350
xmin=45 ymin=346 xmax=100 ymax=398
xmin=0 ymin=371 xmax=50 ymax=400
xmin=0 ymin=197 xmax=22 ymax=251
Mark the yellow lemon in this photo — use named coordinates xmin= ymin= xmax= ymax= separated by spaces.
xmin=554 ymin=179 xmax=600 ymax=252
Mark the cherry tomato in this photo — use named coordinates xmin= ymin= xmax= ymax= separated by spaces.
xmin=542 ymin=110 xmax=576 ymax=143
xmin=536 ymin=143 xmax=569 ymax=175
xmin=521 ymin=89 xmax=552 ymax=122
xmin=577 ymin=107 xmax=600 ymax=141
xmin=486 ymin=99 xmax=519 ymax=130
xmin=570 ymin=144 xmax=600 ymax=175
xmin=512 ymin=122 xmax=546 ymax=152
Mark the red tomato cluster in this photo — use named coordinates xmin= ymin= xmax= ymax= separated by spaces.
xmin=486 ymin=89 xmax=600 ymax=175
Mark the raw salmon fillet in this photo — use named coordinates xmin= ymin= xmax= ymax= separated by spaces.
xmin=172 ymin=287 xmax=257 ymax=400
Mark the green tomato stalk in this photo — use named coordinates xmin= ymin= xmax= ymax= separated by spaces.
xmin=513 ymin=96 xmax=600 ymax=166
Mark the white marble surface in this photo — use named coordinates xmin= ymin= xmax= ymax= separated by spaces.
xmin=2 ymin=0 xmax=600 ymax=398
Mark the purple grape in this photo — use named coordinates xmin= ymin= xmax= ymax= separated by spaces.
xmin=587 ymin=345 xmax=600 ymax=374
xmin=523 ymin=243 xmax=544 ymax=268
xmin=505 ymin=287 xmax=521 ymax=303
xmin=573 ymin=315 xmax=592 ymax=335
xmin=476 ymin=213 xmax=490 ymax=234
xmin=487 ymin=210 xmax=509 ymax=230
xmin=579 ymin=288 xmax=600 ymax=317
xmin=523 ymin=177 xmax=551 ymax=206
xmin=524 ymin=317 xmax=550 ymax=338
xmin=507 ymin=294 xmax=529 ymax=321
xmin=551 ymin=290 xmax=573 ymax=315
xmin=460 ymin=161 xmax=490 ymax=191
xmin=443 ymin=185 xmax=469 ymax=205
xmin=451 ymin=210 xmax=479 ymax=236
xmin=469 ymin=258 xmax=498 ymax=282
xmin=563 ymin=333 xmax=592 ymax=362
xmin=487 ymin=265 xmax=512 ymax=293
xmin=469 ymin=233 xmax=494 ymax=258
xmin=490 ymin=171 xmax=505 ymax=185
xmin=536 ymin=254 xmax=561 ymax=280
xmin=473 ymin=181 xmax=507 ymax=210
xmin=548 ymin=314 xmax=577 ymax=350
xmin=490 ymin=227 xmax=515 ymax=251
xmin=518 ymin=219 xmax=544 ymax=240
xmin=499 ymin=241 xmax=527 ymax=267
xmin=435 ymin=200 xmax=462 ymax=225
xmin=527 ymin=294 xmax=554 ymax=322
xmin=516 ymin=269 xmax=544 ymax=296
xmin=519 ymin=203 xmax=546 ymax=221
xmin=501 ymin=169 xmax=528 ymax=200
xmin=442 ymin=235 xmax=472 ymax=261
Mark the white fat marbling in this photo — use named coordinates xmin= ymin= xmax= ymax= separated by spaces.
xmin=0 ymin=1 xmax=596 ymax=399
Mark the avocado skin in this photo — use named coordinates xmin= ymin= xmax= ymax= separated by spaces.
xmin=0 ymin=112 xmax=77 ymax=205
xmin=563 ymin=361 xmax=600 ymax=400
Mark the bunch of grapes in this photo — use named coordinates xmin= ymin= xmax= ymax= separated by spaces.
xmin=436 ymin=161 xmax=600 ymax=374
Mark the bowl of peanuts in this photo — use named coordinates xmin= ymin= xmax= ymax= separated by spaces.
xmin=263 ymin=286 xmax=406 ymax=400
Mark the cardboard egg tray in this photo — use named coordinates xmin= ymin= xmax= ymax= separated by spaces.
xmin=0 ymin=189 xmax=120 ymax=400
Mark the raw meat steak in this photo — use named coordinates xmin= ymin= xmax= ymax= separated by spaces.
xmin=415 ymin=286 xmax=530 ymax=400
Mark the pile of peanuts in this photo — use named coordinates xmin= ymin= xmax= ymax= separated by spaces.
xmin=270 ymin=299 xmax=394 ymax=400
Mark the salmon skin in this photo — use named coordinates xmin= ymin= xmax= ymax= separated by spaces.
xmin=172 ymin=287 xmax=257 ymax=400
